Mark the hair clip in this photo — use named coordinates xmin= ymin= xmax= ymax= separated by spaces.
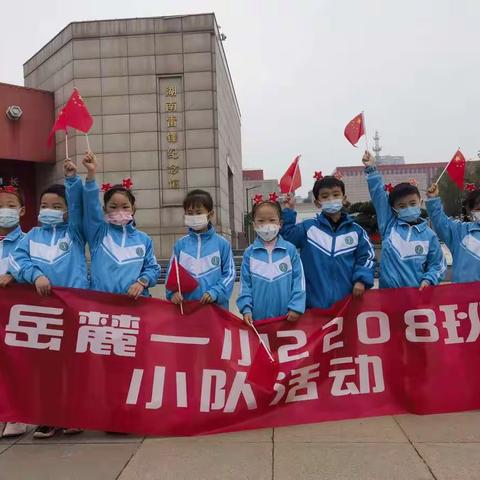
xmin=313 ymin=171 xmax=324 ymax=181
xmin=101 ymin=183 xmax=113 ymax=192
xmin=408 ymin=178 xmax=418 ymax=187
xmin=122 ymin=178 xmax=133 ymax=190
xmin=0 ymin=185 xmax=18 ymax=194
xmin=384 ymin=183 xmax=394 ymax=193
xmin=465 ymin=183 xmax=476 ymax=192
xmin=334 ymin=171 xmax=344 ymax=180
xmin=268 ymin=192 xmax=279 ymax=202
xmin=253 ymin=194 xmax=264 ymax=205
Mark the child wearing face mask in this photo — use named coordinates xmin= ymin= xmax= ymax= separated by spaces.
xmin=81 ymin=152 xmax=160 ymax=298
xmin=282 ymin=174 xmax=375 ymax=309
xmin=9 ymin=159 xmax=89 ymax=296
xmin=237 ymin=198 xmax=305 ymax=323
xmin=166 ymin=189 xmax=235 ymax=309
xmin=426 ymin=183 xmax=480 ymax=283
xmin=362 ymin=151 xmax=446 ymax=289
xmin=0 ymin=185 xmax=27 ymax=439
xmin=8 ymin=159 xmax=88 ymax=439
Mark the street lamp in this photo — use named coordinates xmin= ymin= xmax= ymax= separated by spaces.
xmin=245 ymin=184 xmax=261 ymax=243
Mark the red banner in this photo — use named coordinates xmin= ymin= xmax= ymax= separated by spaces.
xmin=1 ymin=283 xmax=480 ymax=436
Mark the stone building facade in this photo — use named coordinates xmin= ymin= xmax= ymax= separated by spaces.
xmin=23 ymin=13 xmax=243 ymax=258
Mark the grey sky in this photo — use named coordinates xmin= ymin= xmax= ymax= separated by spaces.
xmin=2 ymin=0 xmax=479 ymax=195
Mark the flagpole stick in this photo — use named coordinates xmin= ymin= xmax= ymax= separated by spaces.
xmin=85 ymin=133 xmax=91 ymax=153
xmin=362 ymin=111 xmax=369 ymax=151
xmin=174 ymin=255 xmax=184 ymax=315
xmin=436 ymin=162 xmax=451 ymax=185
xmin=249 ymin=323 xmax=275 ymax=363
xmin=288 ymin=155 xmax=301 ymax=195
xmin=65 ymin=130 xmax=69 ymax=159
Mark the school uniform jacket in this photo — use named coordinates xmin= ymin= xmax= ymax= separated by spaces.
xmin=366 ymin=166 xmax=446 ymax=288
xmin=83 ymin=179 xmax=161 ymax=296
xmin=426 ymin=196 xmax=480 ymax=283
xmin=0 ymin=226 xmax=24 ymax=275
xmin=9 ymin=176 xmax=89 ymax=288
xmin=165 ymin=225 xmax=235 ymax=309
xmin=237 ymin=235 xmax=306 ymax=321
xmin=281 ymin=209 xmax=375 ymax=309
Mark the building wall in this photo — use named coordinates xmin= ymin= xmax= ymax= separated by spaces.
xmin=243 ymin=179 xmax=279 ymax=213
xmin=0 ymin=83 xmax=55 ymax=163
xmin=23 ymin=14 xmax=242 ymax=258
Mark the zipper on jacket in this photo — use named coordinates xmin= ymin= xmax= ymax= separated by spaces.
xmin=406 ymin=225 xmax=413 ymax=242
xmin=197 ymin=234 xmax=202 ymax=258
xmin=121 ymin=225 xmax=127 ymax=247
xmin=51 ymin=226 xmax=56 ymax=246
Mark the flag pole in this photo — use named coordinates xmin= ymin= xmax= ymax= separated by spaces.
xmin=174 ymin=255 xmax=184 ymax=315
xmin=85 ymin=133 xmax=91 ymax=153
xmin=65 ymin=130 xmax=69 ymax=159
xmin=362 ymin=111 xmax=369 ymax=151
xmin=288 ymin=155 xmax=301 ymax=195
xmin=249 ymin=322 xmax=275 ymax=363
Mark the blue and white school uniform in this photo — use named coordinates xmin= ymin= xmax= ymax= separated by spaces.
xmin=0 ymin=226 xmax=24 ymax=275
xmin=82 ymin=179 xmax=160 ymax=296
xmin=237 ymin=235 xmax=305 ymax=321
xmin=166 ymin=225 xmax=235 ymax=309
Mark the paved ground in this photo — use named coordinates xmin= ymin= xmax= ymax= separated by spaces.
xmin=2 ymin=283 xmax=476 ymax=479
xmin=1 ymin=412 xmax=480 ymax=479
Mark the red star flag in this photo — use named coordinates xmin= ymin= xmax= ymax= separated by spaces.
xmin=344 ymin=112 xmax=365 ymax=147
xmin=279 ymin=155 xmax=302 ymax=194
xmin=48 ymin=88 xmax=93 ymax=145
xmin=446 ymin=149 xmax=466 ymax=189
xmin=165 ymin=256 xmax=199 ymax=294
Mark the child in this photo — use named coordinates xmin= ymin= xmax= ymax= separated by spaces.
xmin=166 ymin=189 xmax=235 ymax=309
xmin=81 ymin=152 xmax=160 ymax=297
xmin=426 ymin=183 xmax=480 ymax=282
xmin=237 ymin=196 xmax=305 ymax=323
xmin=9 ymin=159 xmax=87 ymax=439
xmin=0 ymin=184 xmax=27 ymax=438
xmin=362 ymin=151 xmax=446 ymax=289
xmin=281 ymin=175 xmax=375 ymax=309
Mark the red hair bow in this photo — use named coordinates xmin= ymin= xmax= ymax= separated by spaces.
xmin=465 ymin=183 xmax=476 ymax=192
xmin=269 ymin=192 xmax=279 ymax=202
xmin=122 ymin=178 xmax=133 ymax=190
xmin=0 ymin=185 xmax=18 ymax=194
xmin=384 ymin=183 xmax=394 ymax=193
xmin=313 ymin=171 xmax=323 ymax=181
xmin=253 ymin=194 xmax=263 ymax=205
xmin=101 ymin=183 xmax=112 ymax=192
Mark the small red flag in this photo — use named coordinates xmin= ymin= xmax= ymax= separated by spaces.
xmin=344 ymin=112 xmax=365 ymax=147
xmin=279 ymin=155 xmax=302 ymax=194
xmin=246 ymin=340 xmax=279 ymax=393
xmin=446 ymin=149 xmax=466 ymax=189
xmin=48 ymin=88 xmax=93 ymax=145
xmin=165 ymin=256 xmax=199 ymax=293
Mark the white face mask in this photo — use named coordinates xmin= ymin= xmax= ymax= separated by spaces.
xmin=255 ymin=223 xmax=280 ymax=242
xmin=472 ymin=211 xmax=480 ymax=222
xmin=185 ymin=214 xmax=209 ymax=231
xmin=0 ymin=208 xmax=20 ymax=228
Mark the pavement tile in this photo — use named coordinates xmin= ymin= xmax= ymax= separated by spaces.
xmin=18 ymin=429 xmax=144 ymax=445
xmin=0 ymin=444 xmax=11 ymax=454
xmin=275 ymin=416 xmax=408 ymax=443
xmin=0 ymin=443 xmax=138 ymax=480
xmin=118 ymin=439 xmax=272 ymax=480
xmin=274 ymin=442 xmax=434 ymax=480
xmin=149 ymin=427 xmax=273 ymax=443
xmin=395 ymin=412 xmax=480 ymax=442
xmin=416 ymin=443 xmax=480 ymax=480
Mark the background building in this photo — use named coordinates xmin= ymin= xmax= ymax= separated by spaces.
xmin=242 ymin=169 xmax=279 ymax=212
xmin=20 ymin=13 xmax=242 ymax=258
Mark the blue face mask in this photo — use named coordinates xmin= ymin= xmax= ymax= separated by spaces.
xmin=321 ymin=199 xmax=343 ymax=214
xmin=38 ymin=208 xmax=65 ymax=226
xmin=0 ymin=208 xmax=20 ymax=228
xmin=397 ymin=206 xmax=421 ymax=223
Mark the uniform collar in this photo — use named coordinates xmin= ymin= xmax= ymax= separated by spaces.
xmin=109 ymin=222 xmax=136 ymax=234
xmin=2 ymin=225 xmax=23 ymax=242
xmin=397 ymin=217 xmax=427 ymax=232
xmin=40 ymin=222 xmax=68 ymax=230
xmin=252 ymin=235 xmax=288 ymax=251
xmin=188 ymin=223 xmax=216 ymax=238
xmin=316 ymin=212 xmax=353 ymax=230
